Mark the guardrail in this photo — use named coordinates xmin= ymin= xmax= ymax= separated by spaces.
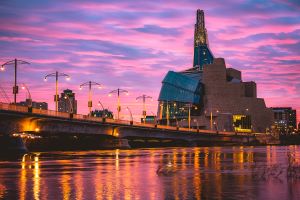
xmin=0 ymin=102 xmax=250 ymax=136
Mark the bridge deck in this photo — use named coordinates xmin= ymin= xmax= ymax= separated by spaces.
xmin=0 ymin=102 xmax=255 ymax=137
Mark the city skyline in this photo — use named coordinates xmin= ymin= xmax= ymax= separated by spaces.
xmin=0 ymin=0 xmax=299 ymax=122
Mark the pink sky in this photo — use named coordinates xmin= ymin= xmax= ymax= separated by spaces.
xmin=0 ymin=0 xmax=299 ymax=123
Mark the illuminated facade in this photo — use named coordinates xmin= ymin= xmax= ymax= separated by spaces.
xmin=157 ymin=9 xmax=274 ymax=132
xmin=271 ymin=107 xmax=297 ymax=133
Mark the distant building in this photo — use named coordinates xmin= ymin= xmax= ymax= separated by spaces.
xmin=18 ymin=99 xmax=48 ymax=110
xmin=157 ymin=9 xmax=273 ymax=133
xmin=271 ymin=107 xmax=297 ymax=133
xmin=58 ymin=89 xmax=77 ymax=114
xmin=91 ymin=109 xmax=113 ymax=119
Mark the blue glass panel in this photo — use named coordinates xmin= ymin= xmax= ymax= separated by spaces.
xmin=158 ymin=71 xmax=202 ymax=104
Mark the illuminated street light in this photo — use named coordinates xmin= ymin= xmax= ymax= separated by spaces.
xmin=151 ymin=111 xmax=157 ymax=125
xmin=183 ymin=103 xmax=198 ymax=130
xmin=97 ymin=100 xmax=106 ymax=118
xmin=205 ymin=106 xmax=219 ymax=131
xmin=126 ymin=106 xmax=133 ymax=125
xmin=136 ymin=94 xmax=152 ymax=124
xmin=63 ymin=94 xmax=74 ymax=115
xmin=44 ymin=71 xmax=70 ymax=112
xmin=108 ymin=88 xmax=129 ymax=120
xmin=79 ymin=81 xmax=102 ymax=115
xmin=21 ymin=83 xmax=32 ymax=108
xmin=194 ymin=119 xmax=199 ymax=130
xmin=1 ymin=59 xmax=30 ymax=104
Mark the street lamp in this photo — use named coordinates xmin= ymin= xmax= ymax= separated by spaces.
xmin=44 ymin=71 xmax=70 ymax=112
xmin=183 ymin=103 xmax=198 ymax=130
xmin=63 ymin=94 xmax=73 ymax=115
xmin=194 ymin=119 xmax=199 ymax=130
xmin=151 ymin=111 xmax=157 ymax=125
xmin=21 ymin=83 xmax=32 ymax=108
xmin=165 ymin=101 xmax=170 ymax=126
xmin=79 ymin=81 xmax=102 ymax=115
xmin=1 ymin=59 xmax=30 ymax=104
xmin=108 ymin=88 xmax=129 ymax=120
xmin=205 ymin=107 xmax=219 ymax=130
xmin=97 ymin=100 xmax=105 ymax=118
xmin=126 ymin=106 xmax=133 ymax=125
xmin=136 ymin=94 xmax=152 ymax=123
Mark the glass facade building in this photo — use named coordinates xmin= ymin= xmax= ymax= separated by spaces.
xmin=157 ymin=9 xmax=214 ymax=125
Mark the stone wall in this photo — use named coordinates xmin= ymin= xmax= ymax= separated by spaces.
xmin=191 ymin=58 xmax=274 ymax=132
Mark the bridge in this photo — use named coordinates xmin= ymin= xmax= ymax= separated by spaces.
xmin=0 ymin=102 xmax=278 ymax=150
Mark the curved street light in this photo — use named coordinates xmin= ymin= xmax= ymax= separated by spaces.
xmin=1 ymin=59 xmax=30 ymax=104
xmin=44 ymin=71 xmax=70 ymax=112
xmin=21 ymin=83 xmax=32 ymax=108
xmin=151 ymin=111 xmax=157 ymax=125
xmin=97 ymin=100 xmax=105 ymax=118
xmin=136 ymin=94 xmax=152 ymax=124
xmin=63 ymin=94 xmax=73 ymax=114
xmin=79 ymin=81 xmax=102 ymax=115
xmin=126 ymin=106 xmax=133 ymax=125
xmin=108 ymin=88 xmax=129 ymax=120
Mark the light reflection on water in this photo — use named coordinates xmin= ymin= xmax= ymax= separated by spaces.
xmin=0 ymin=146 xmax=300 ymax=200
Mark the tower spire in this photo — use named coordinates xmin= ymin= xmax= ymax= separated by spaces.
xmin=194 ymin=9 xmax=207 ymax=47
xmin=193 ymin=9 xmax=214 ymax=70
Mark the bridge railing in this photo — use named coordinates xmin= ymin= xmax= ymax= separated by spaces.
xmin=0 ymin=102 xmax=28 ymax=113
xmin=32 ymin=108 xmax=70 ymax=118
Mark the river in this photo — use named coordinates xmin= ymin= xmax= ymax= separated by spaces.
xmin=0 ymin=146 xmax=300 ymax=200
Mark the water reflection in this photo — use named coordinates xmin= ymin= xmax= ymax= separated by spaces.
xmin=0 ymin=146 xmax=299 ymax=199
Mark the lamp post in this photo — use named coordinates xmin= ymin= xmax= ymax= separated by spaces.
xmin=205 ymin=107 xmax=219 ymax=130
xmin=136 ymin=94 xmax=152 ymax=123
xmin=97 ymin=100 xmax=105 ymax=118
xmin=1 ymin=59 xmax=30 ymax=104
xmin=166 ymin=101 xmax=170 ymax=126
xmin=108 ymin=88 xmax=129 ymax=120
xmin=63 ymin=95 xmax=73 ymax=114
xmin=79 ymin=81 xmax=102 ymax=115
xmin=126 ymin=106 xmax=133 ymax=125
xmin=21 ymin=83 xmax=32 ymax=108
xmin=183 ymin=103 xmax=198 ymax=130
xmin=151 ymin=111 xmax=157 ymax=125
xmin=44 ymin=71 xmax=70 ymax=112
xmin=194 ymin=119 xmax=199 ymax=130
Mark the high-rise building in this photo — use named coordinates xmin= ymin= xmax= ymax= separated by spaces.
xmin=157 ymin=9 xmax=274 ymax=133
xmin=271 ymin=107 xmax=297 ymax=133
xmin=58 ymin=89 xmax=77 ymax=114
